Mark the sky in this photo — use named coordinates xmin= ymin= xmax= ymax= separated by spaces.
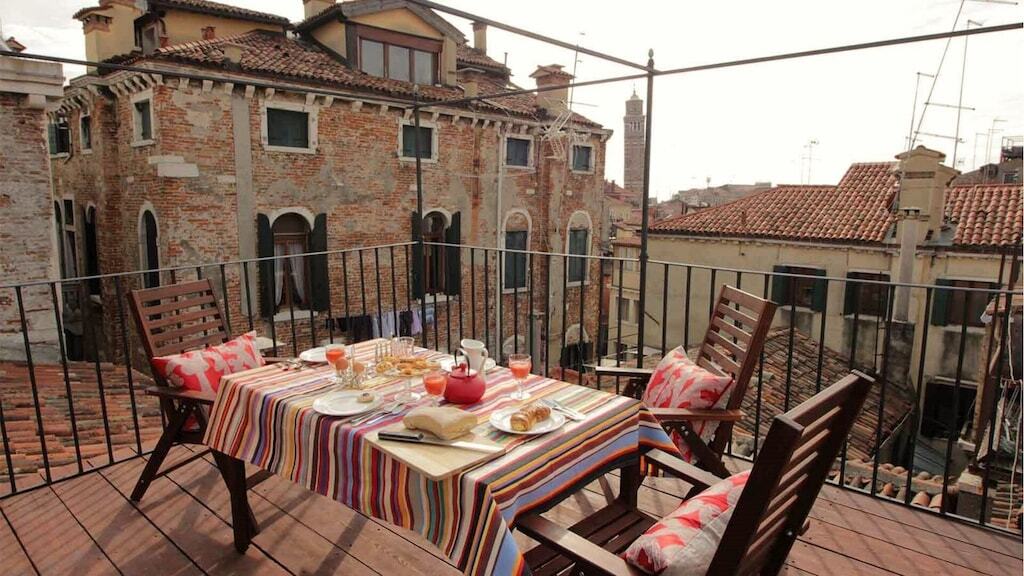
xmin=2 ymin=0 xmax=1021 ymax=201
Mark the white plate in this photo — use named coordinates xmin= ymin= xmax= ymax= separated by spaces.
xmin=300 ymin=347 xmax=327 ymax=363
xmin=439 ymin=357 xmax=498 ymax=373
xmin=312 ymin=390 xmax=382 ymax=417
xmin=489 ymin=407 xmax=566 ymax=435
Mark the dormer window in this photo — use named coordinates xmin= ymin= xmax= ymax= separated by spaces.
xmin=355 ymin=25 xmax=439 ymax=85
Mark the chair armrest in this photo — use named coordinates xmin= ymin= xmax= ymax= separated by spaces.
xmin=516 ymin=514 xmax=643 ymax=576
xmin=593 ymin=366 xmax=654 ymax=379
xmin=648 ymin=408 xmax=744 ymax=422
xmin=145 ymin=386 xmax=216 ymax=405
xmin=645 ymin=449 xmax=725 ymax=488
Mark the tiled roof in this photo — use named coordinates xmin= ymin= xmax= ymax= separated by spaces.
xmin=149 ymin=0 xmax=289 ymax=25
xmin=456 ymin=44 xmax=509 ymax=74
xmin=0 ymin=362 xmax=161 ymax=478
xmin=137 ymin=30 xmax=602 ymax=125
xmin=734 ymin=328 xmax=915 ymax=462
xmin=652 ymin=162 xmax=899 ymax=244
xmin=945 ymin=183 xmax=1023 ymax=248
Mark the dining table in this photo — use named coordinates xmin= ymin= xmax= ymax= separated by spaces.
xmin=203 ymin=339 xmax=676 ymax=576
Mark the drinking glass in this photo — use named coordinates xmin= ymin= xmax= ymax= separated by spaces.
xmin=507 ymin=353 xmax=532 ymax=400
xmin=325 ymin=344 xmax=348 ymax=385
xmin=423 ymin=369 xmax=447 ymax=406
xmin=396 ymin=336 xmax=415 ymax=358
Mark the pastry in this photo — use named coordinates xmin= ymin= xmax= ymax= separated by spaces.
xmin=403 ymin=406 xmax=477 ymax=440
xmin=356 ymin=392 xmax=374 ymax=403
xmin=509 ymin=404 xmax=551 ymax=432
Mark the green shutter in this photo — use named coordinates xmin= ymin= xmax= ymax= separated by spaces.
xmin=931 ymin=278 xmax=952 ymax=326
xmin=811 ymin=269 xmax=828 ymax=312
xmin=410 ymin=211 xmax=424 ymax=300
xmin=771 ymin=265 xmax=790 ymax=305
xmin=257 ymin=214 xmax=275 ymax=317
xmin=445 ymin=211 xmax=461 ymax=296
xmin=843 ymin=277 xmax=860 ymax=315
xmin=309 ymin=213 xmax=330 ymax=311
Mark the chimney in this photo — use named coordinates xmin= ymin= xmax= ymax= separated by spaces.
xmin=892 ymin=146 xmax=958 ymax=320
xmin=530 ymin=64 xmax=573 ymax=116
xmin=303 ymin=0 xmax=335 ymax=19
xmin=472 ymin=21 xmax=487 ymax=54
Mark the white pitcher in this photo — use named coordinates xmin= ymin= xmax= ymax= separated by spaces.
xmin=457 ymin=338 xmax=489 ymax=376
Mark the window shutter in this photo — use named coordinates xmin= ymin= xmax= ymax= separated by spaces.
xmin=310 ymin=213 xmax=329 ymax=311
xmin=811 ymin=269 xmax=828 ymax=312
xmin=931 ymin=279 xmax=952 ymax=326
xmin=771 ymin=265 xmax=790 ymax=305
xmin=257 ymin=214 xmax=275 ymax=317
xmin=410 ymin=211 xmax=424 ymax=300
xmin=445 ymin=211 xmax=461 ymax=296
xmin=843 ymin=277 xmax=860 ymax=316
xmin=48 ymin=123 xmax=57 ymax=154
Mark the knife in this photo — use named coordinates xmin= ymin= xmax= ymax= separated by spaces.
xmin=545 ymin=399 xmax=587 ymax=421
xmin=378 ymin=430 xmax=504 ymax=453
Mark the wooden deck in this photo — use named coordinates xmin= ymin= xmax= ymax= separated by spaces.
xmin=1 ymin=447 xmax=1020 ymax=576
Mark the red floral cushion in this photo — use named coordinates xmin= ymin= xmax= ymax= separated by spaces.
xmin=642 ymin=347 xmax=734 ymax=462
xmin=623 ymin=470 xmax=750 ymax=574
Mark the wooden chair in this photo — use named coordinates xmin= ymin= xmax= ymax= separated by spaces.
xmin=595 ymin=285 xmax=777 ymax=477
xmin=128 ymin=278 xmax=273 ymax=502
xmin=518 ymin=371 xmax=874 ymax=576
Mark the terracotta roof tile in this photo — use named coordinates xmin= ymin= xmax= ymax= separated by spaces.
xmin=150 ymin=0 xmax=289 ymax=24
xmin=652 ymin=163 xmax=899 ymax=244
xmin=946 ymin=183 xmax=1023 ymax=248
xmin=456 ymin=44 xmax=509 ymax=73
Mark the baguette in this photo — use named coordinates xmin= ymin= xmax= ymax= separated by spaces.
xmin=509 ymin=404 xmax=551 ymax=432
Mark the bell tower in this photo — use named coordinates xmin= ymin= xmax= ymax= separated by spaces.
xmin=623 ymin=90 xmax=645 ymax=194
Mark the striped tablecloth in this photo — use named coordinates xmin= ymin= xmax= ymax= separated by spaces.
xmin=205 ymin=340 xmax=675 ymax=576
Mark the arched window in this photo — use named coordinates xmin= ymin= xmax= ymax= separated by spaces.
xmin=566 ymin=211 xmax=592 ymax=285
xmin=423 ymin=211 xmax=447 ymax=295
xmin=503 ymin=210 xmax=531 ymax=290
xmin=140 ymin=209 xmax=159 ymax=288
xmin=272 ymin=213 xmax=311 ymax=311
xmin=560 ymin=323 xmax=592 ymax=371
xmin=411 ymin=209 xmax=461 ymax=300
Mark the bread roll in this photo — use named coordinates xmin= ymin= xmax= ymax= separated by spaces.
xmin=403 ymin=406 xmax=477 ymax=440
xmin=510 ymin=404 xmax=551 ymax=432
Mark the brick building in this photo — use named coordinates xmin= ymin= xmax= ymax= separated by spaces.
xmin=46 ymin=0 xmax=611 ymax=370
xmin=0 ymin=39 xmax=65 ymax=361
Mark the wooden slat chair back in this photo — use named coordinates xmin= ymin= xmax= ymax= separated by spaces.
xmin=127 ymin=278 xmax=272 ymax=502
xmin=517 ymin=372 xmax=873 ymax=576
xmin=600 ymin=285 xmax=776 ymax=476
xmin=706 ymin=372 xmax=872 ymax=575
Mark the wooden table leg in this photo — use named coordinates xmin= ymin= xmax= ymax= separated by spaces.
xmin=211 ymin=450 xmax=257 ymax=553
xmin=617 ymin=456 xmax=642 ymax=507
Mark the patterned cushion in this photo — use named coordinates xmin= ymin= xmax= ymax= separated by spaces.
xmin=623 ymin=470 xmax=750 ymax=575
xmin=642 ymin=347 xmax=734 ymax=462
xmin=151 ymin=332 xmax=264 ymax=430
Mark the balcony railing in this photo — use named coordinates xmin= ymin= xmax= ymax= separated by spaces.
xmin=0 ymin=242 xmax=1020 ymax=534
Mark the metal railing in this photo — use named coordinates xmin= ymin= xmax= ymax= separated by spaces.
xmin=0 ymin=242 xmax=1020 ymax=534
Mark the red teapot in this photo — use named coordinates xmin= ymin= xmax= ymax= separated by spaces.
xmin=444 ymin=361 xmax=485 ymax=404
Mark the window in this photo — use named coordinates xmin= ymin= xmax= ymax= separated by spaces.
xmin=619 ymin=247 xmax=639 ymax=271
xmin=504 ymin=230 xmax=528 ymax=289
xmin=133 ymin=98 xmax=153 ymax=143
xmin=79 ymin=114 xmax=92 ymax=151
xmin=54 ymin=200 xmax=77 ymax=279
xmin=844 ymin=272 xmax=891 ymax=317
xmin=772 ymin=265 xmax=826 ymax=311
xmin=921 ymin=380 xmax=977 ymax=438
xmin=932 ymin=279 xmax=997 ymax=328
xmin=271 ymin=214 xmax=311 ymax=311
xmin=1003 ymin=170 xmax=1020 ymax=184
xmin=571 ymin=145 xmax=593 ymax=172
xmin=267 ymin=108 xmax=310 ymax=149
xmin=140 ymin=209 xmax=159 ymax=288
xmin=48 ymin=120 xmax=70 ymax=155
xmin=505 ymin=137 xmax=532 ymax=167
xmin=84 ymin=206 xmax=100 ymax=295
xmin=357 ymin=27 xmax=438 ymax=85
xmin=401 ymin=124 xmax=434 ymax=160
xmin=567 ymin=228 xmax=589 ymax=283
xmin=423 ymin=212 xmax=447 ymax=295
xmin=618 ymin=296 xmax=639 ymax=324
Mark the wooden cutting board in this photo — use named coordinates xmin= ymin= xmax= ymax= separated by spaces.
xmin=365 ymin=424 xmax=506 ymax=480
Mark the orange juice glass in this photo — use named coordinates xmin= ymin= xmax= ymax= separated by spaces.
xmin=423 ymin=370 xmax=447 ymax=406
xmin=325 ymin=345 xmax=346 ymax=383
xmin=507 ymin=353 xmax=532 ymax=400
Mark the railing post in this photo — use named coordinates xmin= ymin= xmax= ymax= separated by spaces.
xmin=635 ymin=49 xmax=655 ymax=369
